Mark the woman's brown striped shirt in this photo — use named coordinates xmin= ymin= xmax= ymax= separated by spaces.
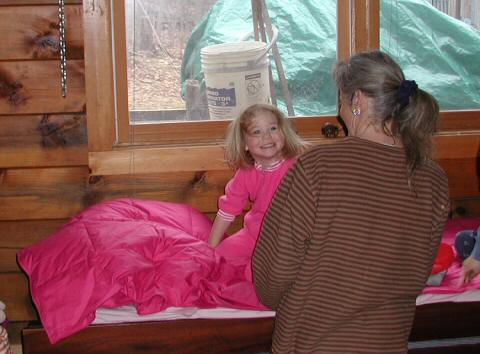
xmin=253 ymin=137 xmax=450 ymax=353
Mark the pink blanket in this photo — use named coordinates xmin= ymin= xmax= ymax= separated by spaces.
xmin=17 ymin=199 xmax=480 ymax=344
xmin=422 ymin=217 xmax=480 ymax=294
xmin=17 ymin=199 xmax=265 ymax=344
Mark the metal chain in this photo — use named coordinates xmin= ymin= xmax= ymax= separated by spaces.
xmin=58 ymin=0 xmax=67 ymax=97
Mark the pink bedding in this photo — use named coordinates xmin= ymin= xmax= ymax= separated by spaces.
xmin=17 ymin=198 xmax=480 ymax=344
xmin=17 ymin=199 xmax=265 ymax=344
xmin=422 ymin=217 xmax=480 ymax=294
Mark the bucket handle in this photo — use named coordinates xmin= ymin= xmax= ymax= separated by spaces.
xmin=238 ymin=25 xmax=278 ymax=63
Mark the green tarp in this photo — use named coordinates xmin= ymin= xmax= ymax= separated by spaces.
xmin=181 ymin=0 xmax=480 ymax=116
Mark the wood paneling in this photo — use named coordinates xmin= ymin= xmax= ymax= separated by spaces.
xmin=0 ymin=166 xmax=89 ymax=220
xmin=0 ymin=1 xmax=81 ymax=5
xmin=0 ymin=5 xmax=83 ymax=60
xmin=0 ymin=248 xmax=19 ymax=272
xmin=434 ymin=133 xmax=480 ymax=159
xmin=0 ymin=273 xmax=37 ymax=321
xmin=115 ymin=116 xmax=343 ymax=146
xmin=85 ymin=170 xmax=233 ymax=213
xmin=439 ymin=158 xmax=480 ymax=198
xmin=439 ymin=111 xmax=480 ymax=131
xmin=434 ymin=133 xmax=480 ymax=198
xmin=0 ymin=60 xmax=85 ymax=115
xmin=83 ymin=0 xmax=116 ymax=151
xmin=0 ymin=166 xmax=240 ymax=221
xmin=0 ymin=114 xmax=86 ymax=147
xmin=0 ymin=146 xmax=87 ymax=168
xmin=0 ymin=114 xmax=87 ymax=167
xmin=0 ymin=219 xmax=68 ymax=247
xmin=89 ymin=145 xmax=229 ymax=176
xmin=337 ymin=0 xmax=380 ymax=59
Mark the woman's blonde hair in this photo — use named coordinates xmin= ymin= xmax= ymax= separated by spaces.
xmin=225 ymin=103 xmax=308 ymax=169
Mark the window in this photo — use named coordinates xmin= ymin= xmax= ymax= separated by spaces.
xmin=428 ymin=0 xmax=479 ymax=29
xmin=381 ymin=0 xmax=480 ymax=111
xmin=83 ymin=0 xmax=479 ymax=176
xmin=124 ymin=0 xmax=216 ymax=122
xmin=110 ymin=0 xmax=341 ymax=147
xmin=123 ymin=0 xmax=340 ymax=124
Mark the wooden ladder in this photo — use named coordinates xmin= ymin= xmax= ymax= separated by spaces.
xmin=251 ymin=0 xmax=295 ymax=116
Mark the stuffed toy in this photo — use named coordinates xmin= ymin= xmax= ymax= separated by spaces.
xmin=454 ymin=228 xmax=479 ymax=260
xmin=0 ymin=300 xmax=13 ymax=354
xmin=0 ymin=302 xmax=5 ymax=325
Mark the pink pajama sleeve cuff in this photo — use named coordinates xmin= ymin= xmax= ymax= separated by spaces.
xmin=217 ymin=209 xmax=235 ymax=222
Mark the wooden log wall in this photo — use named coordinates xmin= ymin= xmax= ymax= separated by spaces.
xmin=0 ymin=2 xmax=240 ymax=322
xmin=0 ymin=0 xmax=479 ymax=325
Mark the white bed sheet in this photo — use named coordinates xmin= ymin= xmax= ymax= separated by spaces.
xmin=93 ymin=290 xmax=480 ymax=325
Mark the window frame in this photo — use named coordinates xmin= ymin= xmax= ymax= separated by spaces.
xmin=83 ymin=0 xmax=480 ymax=176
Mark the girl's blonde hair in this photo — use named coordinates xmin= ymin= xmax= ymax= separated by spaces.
xmin=224 ymin=103 xmax=308 ymax=169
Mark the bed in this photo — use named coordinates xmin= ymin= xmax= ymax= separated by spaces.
xmin=18 ymin=199 xmax=480 ymax=353
xmin=19 ymin=297 xmax=480 ymax=353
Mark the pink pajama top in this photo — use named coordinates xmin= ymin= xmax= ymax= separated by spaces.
xmin=217 ymin=158 xmax=296 ymax=242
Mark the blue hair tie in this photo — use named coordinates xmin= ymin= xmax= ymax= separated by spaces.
xmin=396 ymin=80 xmax=418 ymax=109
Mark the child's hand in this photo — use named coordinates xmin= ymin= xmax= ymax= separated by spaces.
xmin=460 ymin=256 xmax=480 ymax=285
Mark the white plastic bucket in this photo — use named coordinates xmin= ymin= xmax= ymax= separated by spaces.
xmin=201 ymin=40 xmax=273 ymax=120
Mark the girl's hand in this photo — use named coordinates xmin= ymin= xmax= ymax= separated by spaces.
xmin=460 ymin=256 xmax=480 ymax=285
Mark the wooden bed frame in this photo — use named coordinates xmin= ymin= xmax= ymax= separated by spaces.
xmin=22 ymin=301 xmax=480 ymax=354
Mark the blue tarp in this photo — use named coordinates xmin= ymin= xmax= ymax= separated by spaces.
xmin=181 ymin=0 xmax=480 ymax=115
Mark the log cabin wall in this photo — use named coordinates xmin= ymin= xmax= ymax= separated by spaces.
xmin=0 ymin=1 xmax=242 ymax=322
xmin=0 ymin=0 xmax=479 ymax=324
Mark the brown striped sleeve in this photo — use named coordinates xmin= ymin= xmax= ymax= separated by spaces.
xmin=253 ymin=160 xmax=315 ymax=309
xmin=426 ymin=166 xmax=451 ymax=277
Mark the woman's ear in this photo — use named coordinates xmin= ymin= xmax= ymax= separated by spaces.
xmin=351 ymin=90 xmax=360 ymax=107
xmin=355 ymin=90 xmax=371 ymax=115
xmin=352 ymin=90 xmax=362 ymax=107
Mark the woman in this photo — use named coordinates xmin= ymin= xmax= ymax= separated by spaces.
xmin=253 ymin=50 xmax=450 ymax=353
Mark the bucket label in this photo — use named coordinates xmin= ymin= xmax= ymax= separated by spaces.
xmin=245 ymin=73 xmax=263 ymax=101
xmin=206 ymin=87 xmax=236 ymax=107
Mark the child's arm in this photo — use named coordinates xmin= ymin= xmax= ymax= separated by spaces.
xmin=461 ymin=237 xmax=480 ymax=284
xmin=208 ymin=215 xmax=232 ymax=247
xmin=209 ymin=170 xmax=248 ymax=247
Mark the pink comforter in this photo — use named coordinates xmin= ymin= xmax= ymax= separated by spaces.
xmin=18 ymin=199 xmax=265 ymax=344
xmin=17 ymin=199 xmax=480 ymax=344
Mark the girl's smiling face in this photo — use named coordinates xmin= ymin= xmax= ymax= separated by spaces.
xmin=244 ymin=110 xmax=285 ymax=168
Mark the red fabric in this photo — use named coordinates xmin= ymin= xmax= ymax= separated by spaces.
xmin=422 ymin=218 xmax=480 ymax=294
xmin=17 ymin=199 xmax=266 ymax=344
xmin=430 ymin=243 xmax=454 ymax=275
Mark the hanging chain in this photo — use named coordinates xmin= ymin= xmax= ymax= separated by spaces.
xmin=58 ymin=0 xmax=67 ymax=97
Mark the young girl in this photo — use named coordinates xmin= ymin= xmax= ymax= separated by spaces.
xmin=208 ymin=104 xmax=307 ymax=280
